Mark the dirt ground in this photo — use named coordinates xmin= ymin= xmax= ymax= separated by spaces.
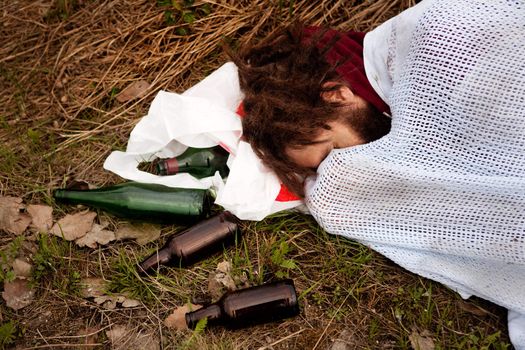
xmin=0 ymin=0 xmax=512 ymax=349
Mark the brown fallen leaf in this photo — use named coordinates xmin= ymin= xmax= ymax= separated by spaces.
xmin=330 ymin=329 xmax=357 ymax=350
xmin=409 ymin=328 xmax=435 ymax=350
xmin=94 ymin=296 xmax=118 ymax=310
xmin=164 ymin=303 xmax=202 ymax=330
xmin=76 ymin=223 xmax=116 ymax=248
xmin=80 ymin=277 xmax=107 ymax=298
xmin=93 ymin=295 xmax=141 ymax=310
xmin=216 ymin=260 xmax=232 ymax=274
xmin=121 ymin=298 xmax=141 ymax=308
xmin=27 ymin=204 xmax=53 ymax=232
xmin=457 ymin=299 xmax=490 ymax=317
xmin=81 ymin=278 xmax=140 ymax=309
xmin=50 ymin=210 xmax=96 ymax=241
xmin=12 ymin=258 xmax=32 ymax=278
xmin=0 ymin=196 xmax=32 ymax=235
xmin=115 ymin=222 xmax=160 ymax=245
xmin=105 ymin=325 xmax=128 ymax=344
xmin=106 ymin=324 xmax=160 ymax=350
xmin=208 ymin=260 xmax=236 ymax=300
xmin=2 ymin=278 xmax=35 ymax=310
xmin=116 ymin=80 xmax=151 ymax=103
xmin=76 ymin=326 xmax=101 ymax=349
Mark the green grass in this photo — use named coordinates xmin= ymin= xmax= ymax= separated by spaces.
xmin=0 ymin=144 xmax=19 ymax=176
xmin=30 ymin=234 xmax=84 ymax=296
xmin=0 ymin=236 xmax=24 ymax=283
xmin=108 ymin=248 xmax=159 ymax=304
xmin=0 ymin=321 xmax=18 ymax=350
xmin=0 ymin=203 xmax=512 ymax=348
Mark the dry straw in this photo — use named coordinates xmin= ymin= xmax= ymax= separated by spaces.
xmin=1 ymin=0 xmax=414 ymax=157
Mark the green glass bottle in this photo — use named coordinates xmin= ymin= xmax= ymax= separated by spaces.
xmin=156 ymin=146 xmax=229 ymax=178
xmin=53 ymin=182 xmax=212 ymax=223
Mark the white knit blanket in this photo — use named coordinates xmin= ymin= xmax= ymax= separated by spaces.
xmin=306 ymin=0 xmax=525 ymax=345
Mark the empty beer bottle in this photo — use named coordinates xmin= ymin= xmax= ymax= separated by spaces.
xmin=53 ymin=182 xmax=211 ymax=223
xmin=156 ymin=146 xmax=229 ymax=178
xmin=185 ymin=279 xmax=300 ymax=329
xmin=138 ymin=211 xmax=240 ymax=273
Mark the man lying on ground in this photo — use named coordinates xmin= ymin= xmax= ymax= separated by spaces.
xmin=230 ymin=0 xmax=525 ymax=348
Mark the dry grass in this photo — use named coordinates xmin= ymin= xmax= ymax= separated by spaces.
xmin=0 ymin=0 xmax=511 ymax=349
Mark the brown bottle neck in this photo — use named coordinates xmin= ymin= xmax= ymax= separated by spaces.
xmin=137 ymin=248 xmax=173 ymax=274
xmin=185 ymin=304 xmax=222 ymax=329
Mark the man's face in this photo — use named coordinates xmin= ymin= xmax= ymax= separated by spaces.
xmin=285 ymin=119 xmax=366 ymax=169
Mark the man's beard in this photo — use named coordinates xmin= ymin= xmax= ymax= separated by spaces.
xmin=345 ymin=102 xmax=392 ymax=143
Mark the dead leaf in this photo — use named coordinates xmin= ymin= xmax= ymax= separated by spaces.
xmin=216 ymin=260 xmax=231 ymax=274
xmin=12 ymin=258 xmax=32 ymax=278
xmin=208 ymin=260 xmax=236 ymax=300
xmin=27 ymin=204 xmax=53 ymax=232
xmin=106 ymin=324 xmax=160 ymax=350
xmin=0 ymin=196 xmax=32 ymax=235
xmin=330 ymin=330 xmax=357 ymax=350
xmin=2 ymin=278 xmax=35 ymax=310
xmin=81 ymin=277 xmax=140 ymax=309
xmin=121 ymin=298 xmax=141 ymax=308
xmin=76 ymin=223 xmax=116 ymax=248
xmin=409 ymin=328 xmax=435 ymax=350
xmin=94 ymin=295 xmax=117 ymax=310
xmin=116 ymin=80 xmax=151 ymax=103
xmin=106 ymin=325 xmax=128 ymax=343
xmin=93 ymin=294 xmax=140 ymax=309
xmin=80 ymin=277 xmax=107 ymax=298
xmin=76 ymin=327 xmax=101 ymax=349
xmin=50 ymin=210 xmax=96 ymax=240
xmin=115 ymin=222 xmax=160 ymax=245
xmin=457 ymin=300 xmax=490 ymax=317
xmin=164 ymin=303 xmax=202 ymax=330
xmin=330 ymin=340 xmax=349 ymax=350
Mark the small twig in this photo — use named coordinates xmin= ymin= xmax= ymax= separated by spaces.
xmin=257 ymin=328 xmax=306 ymax=350
xmin=312 ymin=292 xmax=351 ymax=350
xmin=36 ymin=329 xmax=49 ymax=347
xmin=39 ymin=323 xmax=114 ymax=340
xmin=21 ymin=344 xmax=103 ymax=350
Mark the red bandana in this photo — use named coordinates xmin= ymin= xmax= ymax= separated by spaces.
xmin=302 ymin=26 xmax=390 ymax=115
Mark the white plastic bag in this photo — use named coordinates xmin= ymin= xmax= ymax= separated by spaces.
xmin=103 ymin=62 xmax=303 ymax=220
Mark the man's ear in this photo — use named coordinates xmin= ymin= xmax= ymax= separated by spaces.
xmin=321 ymin=81 xmax=355 ymax=105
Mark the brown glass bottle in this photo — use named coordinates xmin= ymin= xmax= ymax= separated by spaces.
xmin=185 ymin=279 xmax=300 ymax=329
xmin=138 ymin=211 xmax=240 ymax=274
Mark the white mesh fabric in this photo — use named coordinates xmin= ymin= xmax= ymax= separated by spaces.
xmin=306 ymin=0 xmax=525 ymax=316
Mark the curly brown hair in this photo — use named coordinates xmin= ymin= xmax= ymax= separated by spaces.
xmin=228 ymin=24 xmax=390 ymax=197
